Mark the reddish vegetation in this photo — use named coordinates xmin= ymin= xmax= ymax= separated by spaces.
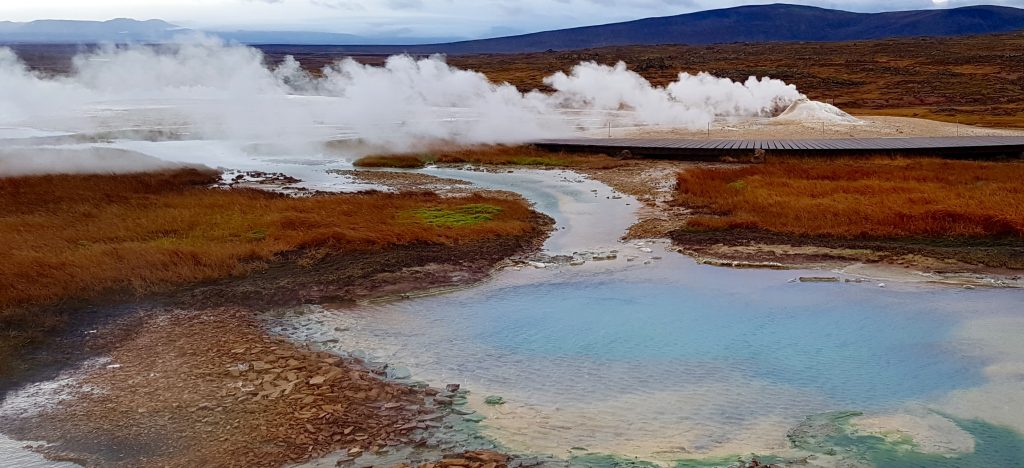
xmin=675 ymin=158 xmax=1024 ymax=239
xmin=0 ymin=168 xmax=538 ymax=368
xmin=445 ymin=33 xmax=1024 ymax=128
xmin=358 ymin=145 xmax=624 ymax=169
xmin=353 ymin=155 xmax=427 ymax=168
xmin=0 ymin=168 xmax=534 ymax=310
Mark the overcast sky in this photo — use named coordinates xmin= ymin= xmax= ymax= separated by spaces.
xmin=2 ymin=0 xmax=1023 ymax=39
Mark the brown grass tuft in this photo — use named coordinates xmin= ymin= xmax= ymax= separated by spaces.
xmin=353 ymin=155 xmax=427 ymax=169
xmin=675 ymin=158 xmax=1024 ymax=239
xmin=359 ymin=145 xmax=625 ymax=169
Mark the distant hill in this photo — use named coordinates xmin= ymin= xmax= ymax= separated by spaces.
xmin=0 ymin=18 xmax=185 ymax=43
xmin=2 ymin=4 xmax=1024 ymax=52
xmin=0 ymin=19 xmax=461 ymax=45
xmin=213 ymin=30 xmax=466 ymax=46
xmin=286 ymin=3 xmax=1024 ymax=54
xmin=441 ymin=4 xmax=1024 ymax=53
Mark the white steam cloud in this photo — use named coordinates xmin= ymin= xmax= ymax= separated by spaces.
xmin=544 ymin=62 xmax=801 ymax=126
xmin=0 ymin=147 xmax=202 ymax=177
xmin=0 ymin=36 xmax=808 ymax=174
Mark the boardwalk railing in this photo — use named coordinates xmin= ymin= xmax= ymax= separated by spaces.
xmin=532 ymin=136 xmax=1024 ymax=160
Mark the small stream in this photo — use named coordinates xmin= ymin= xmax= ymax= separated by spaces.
xmin=270 ymin=166 xmax=1024 ymax=467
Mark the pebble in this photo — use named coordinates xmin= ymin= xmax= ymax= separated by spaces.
xmin=433 ymin=396 xmax=453 ymax=406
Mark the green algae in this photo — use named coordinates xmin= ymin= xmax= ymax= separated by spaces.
xmin=483 ymin=395 xmax=505 ymax=405
xmin=568 ymin=452 xmax=661 ymax=468
xmin=674 ymin=455 xmax=784 ymax=468
xmin=788 ymin=410 xmax=1024 ymax=467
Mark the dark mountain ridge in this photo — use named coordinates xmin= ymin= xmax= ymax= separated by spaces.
xmin=265 ymin=3 xmax=1024 ymax=54
xmin=2 ymin=4 xmax=1023 ymax=53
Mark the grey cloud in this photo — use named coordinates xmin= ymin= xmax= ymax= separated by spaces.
xmin=309 ymin=0 xmax=367 ymax=10
xmin=387 ymin=0 xmax=425 ymax=9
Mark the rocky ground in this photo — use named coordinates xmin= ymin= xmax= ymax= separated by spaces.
xmin=579 ymin=160 xmax=702 ymax=239
xmin=0 ymin=211 xmax=552 ymax=467
xmin=330 ymin=170 xmax=474 ymax=194
xmin=4 ymin=307 xmax=443 ymax=467
xmin=669 ymin=229 xmax=1024 ymax=287
xmin=3 ymin=307 xmax=526 ymax=468
xmin=176 ymin=230 xmax=551 ymax=308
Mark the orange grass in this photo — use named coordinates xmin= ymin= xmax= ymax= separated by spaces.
xmin=675 ymin=158 xmax=1024 ymax=239
xmin=353 ymin=155 xmax=426 ymax=169
xmin=0 ymin=168 xmax=536 ymax=313
xmin=358 ymin=145 xmax=625 ymax=169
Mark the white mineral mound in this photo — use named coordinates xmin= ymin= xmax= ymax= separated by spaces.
xmin=773 ymin=99 xmax=862 ymax=124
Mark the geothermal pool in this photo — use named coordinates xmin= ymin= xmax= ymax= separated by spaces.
xmin=263 ymin=167 xmax=1024 ymax=467
xmin=277 ymin=255 xmax=1024 ymax=466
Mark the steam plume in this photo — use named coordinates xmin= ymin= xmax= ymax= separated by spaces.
xmin=0 ymin=36 xmax=810 ymax=173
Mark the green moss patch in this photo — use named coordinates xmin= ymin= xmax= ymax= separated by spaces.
xmin=407 ymin=204 xmax=503 ymax=227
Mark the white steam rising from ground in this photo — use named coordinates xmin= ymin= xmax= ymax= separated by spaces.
xmin=0 ymin=36 xmax=818 ymax=175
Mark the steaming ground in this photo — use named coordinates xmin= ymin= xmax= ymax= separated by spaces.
xmin=3 ymin=37 xmax=1020 ymax=177
xmin=0 ymin=36 xmax=811 ymax=176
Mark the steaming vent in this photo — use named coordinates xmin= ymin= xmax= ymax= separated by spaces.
xmin=773 ymin=99 xmax=862 ymax=124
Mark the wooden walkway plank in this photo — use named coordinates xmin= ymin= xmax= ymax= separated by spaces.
xmin=533 ymin=136 xmax=1024 ymax=159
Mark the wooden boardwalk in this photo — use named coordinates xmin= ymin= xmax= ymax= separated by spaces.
xmin=532 ymin=136 xmax=1024 ymax=159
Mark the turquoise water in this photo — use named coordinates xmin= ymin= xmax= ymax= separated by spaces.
xmin=464 ymin=277 xmax=980 ymax=407
xmin=269 ymin=167 xmax=1024 ymax=466
xmin=788 ymin=411 xmax=1024 ymax=467
xmin=277 ymin=252 xmax=1024 ymax=465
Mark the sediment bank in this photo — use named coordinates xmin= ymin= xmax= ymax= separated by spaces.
xmin=0 ymin=169 xmax=553 ymax=467
xmin=1 ymin=230 xmax=550 ymax=467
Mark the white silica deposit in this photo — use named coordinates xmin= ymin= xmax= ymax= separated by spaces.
xmin=773 ymin=98 xmax=862 ymax=124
